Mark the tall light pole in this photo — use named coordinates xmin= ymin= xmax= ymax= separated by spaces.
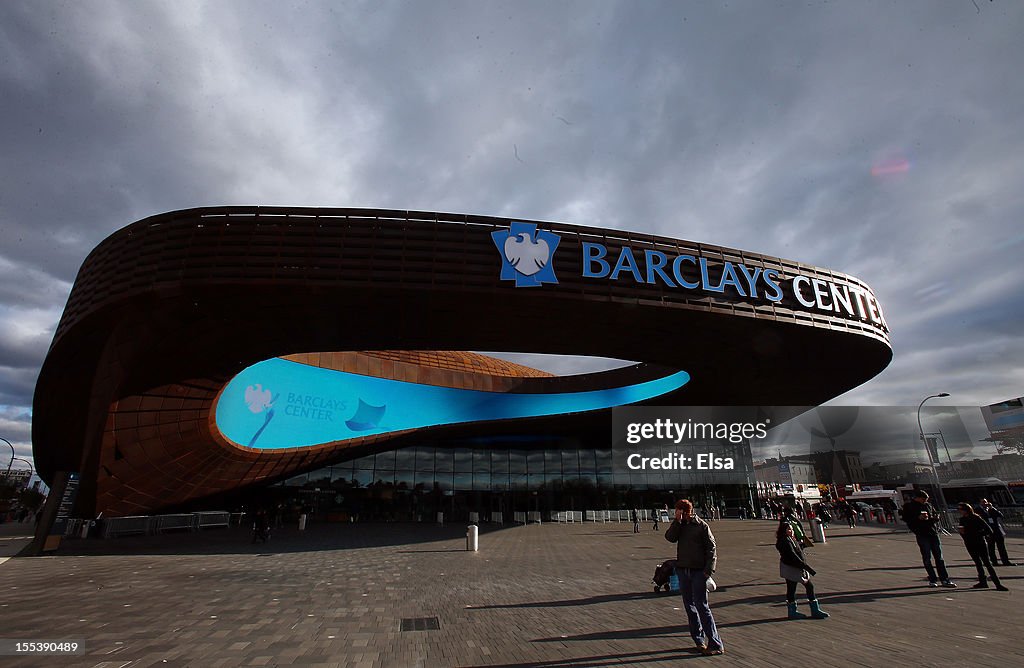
xmin=917 ymin=393 xmax=951 ymax=529
xmin=2 ymin=437 xmax=14 ymax=477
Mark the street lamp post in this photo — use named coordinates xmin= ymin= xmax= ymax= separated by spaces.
xmin=2 ymin=437 xmax=15 ymax=477
xmin=917 ymin=393 xmax=951 ymax=530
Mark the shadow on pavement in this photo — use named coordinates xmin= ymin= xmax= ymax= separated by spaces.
xmin=466 ymin=647 xmax=700 ymax=667
xmin=470 ymin=582 xmax=985 ymax=614
xmin=44 ymin=522 xmax=516 ymax=557
xmin=469 ymin=591 xmax=660 ymax=609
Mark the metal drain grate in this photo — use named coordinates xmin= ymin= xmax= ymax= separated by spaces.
xmin=400 ymin=617 xmax=441 ymax=632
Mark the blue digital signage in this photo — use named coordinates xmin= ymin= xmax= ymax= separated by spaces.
xmin=215 ymin=358 xmax=690 ymax=450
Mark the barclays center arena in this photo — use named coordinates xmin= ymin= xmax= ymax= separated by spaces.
xmin=32 ymin=207 xmax=891 ymax=524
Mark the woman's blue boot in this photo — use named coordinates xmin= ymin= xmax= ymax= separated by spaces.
xmin=787 ymin=602 xmax=807 ymax=619
xmin=809 ymin=599 xmax=830 ymax=619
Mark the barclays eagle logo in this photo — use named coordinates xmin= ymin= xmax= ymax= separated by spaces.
xmin=491 ymin=222 xmax=560 ymax=288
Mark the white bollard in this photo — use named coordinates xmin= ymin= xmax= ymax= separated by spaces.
xmin=466 ymin=524 xmax=479 ymax=551
xmin=298 ymin=513 xmax=307 ymax=531
xmin=811 ymin=519 xmax=826 ymax=544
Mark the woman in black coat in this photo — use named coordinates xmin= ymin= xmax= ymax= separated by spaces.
xmin=775 ymin=522 xmax=829 ymax=619
xmin=957 ymin=503 xmax=1008 ymax=590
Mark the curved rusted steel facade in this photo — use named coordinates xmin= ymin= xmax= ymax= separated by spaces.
xmin=32 ymin=207 xmax=892 ymax=516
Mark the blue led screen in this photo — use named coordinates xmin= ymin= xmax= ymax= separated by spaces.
xmin=215 ymin=358 xmax=690 ymax=450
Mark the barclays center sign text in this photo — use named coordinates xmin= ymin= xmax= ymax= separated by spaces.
xmin=493 ymin=222 xmax=887 ymax=329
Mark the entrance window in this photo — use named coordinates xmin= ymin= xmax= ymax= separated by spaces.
xmin=509 ymin=450 xmax=527 ymax=474
xmin=454 ymin=472 xmax=473 ymax=490
xmin=434 ymin=450 xmax=454 ymax=472
xmin=578 ymin=450 xmax=596 ymax=474
xmin=544 ymin=450 xmax=561 ymax=475
xmin=453 ymin=448 xmax=473 ymax=473
xmin=527 ymin=451 xmax=544 ymax=473
xmin=561 ymin=450 xmax=579 ymax=474
xmin=491 ymin=450 xmax=510 ymax=473
xmin=414 ymin=447 xmax=434 ymax=470
xmin=394 ymin=449 xmax=415 ymax=469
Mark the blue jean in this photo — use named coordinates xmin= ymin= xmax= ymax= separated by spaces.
xmin=676 ymin=567 xmax=723 ymax=650
xmin=915 ymin=533 xmax=949 ymax=583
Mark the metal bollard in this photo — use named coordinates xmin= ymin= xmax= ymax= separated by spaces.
xmin=466 ymin=524 xmax=479 ymax=551
xmin=298 ymin=513 xmax=307 ymax=531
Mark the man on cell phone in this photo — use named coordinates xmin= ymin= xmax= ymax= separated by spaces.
xmin=978 ymin=499 xmax=1016 ymax=567
xmin=665 ymin=498 xmax=724 ymax=656
xmin=901 ymin=490 xmax=956 ymax=588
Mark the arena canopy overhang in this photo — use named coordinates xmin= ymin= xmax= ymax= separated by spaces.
xmin=32 ymin=207 xmax=892 ymax=516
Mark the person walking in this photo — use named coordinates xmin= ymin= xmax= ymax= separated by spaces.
xmin=782 ymin=506 xmax=811 ymax=548
xmin=901 ymin=490 xmax=956 ymax=588
xmin=883 ymin=500 xmax=897 ymax=524
xmin=652 ymin=506 xmax=660 ymax=531
xmin=814 ymin=503 xmax=832 ymax=529
xmin=978 ymin=499 xmax=1016 ymax=566
xmin=957 ymin=503 xmax=1008 ymax=590
xmin=632 ymin=508 xmax=641 ymax=533
xmin=845 ymin=501 xmax=857 ymax=528
xmin=252 ymin=509 xmax=270 ymax=544
xmin=665 ymin=499 xmax=724 ymax=656
xmin=775 ymin=521 xmax=829 ymax=619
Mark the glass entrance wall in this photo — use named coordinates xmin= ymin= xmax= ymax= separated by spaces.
xmin=273 ymin=436 xmax=756 ymax=523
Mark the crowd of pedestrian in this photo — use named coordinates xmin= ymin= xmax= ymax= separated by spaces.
xmin=647 ymin=491 xmax=1015 ymax=657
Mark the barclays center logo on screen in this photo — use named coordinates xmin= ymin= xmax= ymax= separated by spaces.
xmin=492 ymin=222 xmax=560 ymax=287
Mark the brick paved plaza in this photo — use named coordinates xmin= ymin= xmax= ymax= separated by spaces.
xmin=1 ymin=518 xmax=1022 ymax=667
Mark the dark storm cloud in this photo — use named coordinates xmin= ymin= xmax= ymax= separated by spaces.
xmin=2 ymin=1 xmax=1022 ymax=470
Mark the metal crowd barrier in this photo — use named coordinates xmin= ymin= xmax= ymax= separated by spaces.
xmin=155 ymin=514 xmax=194 ymax=533
xmin=490 ymin=511 xmax=503 ymax=524
xmin=63 ymin=518 xmax=85 ymax=537
xmin=103 ymin=515 xmax=152 ymax=538
xmin=93 ymin=511 xmax=234 ymax=538
xmin=193 ymin=511 xmax=230 ymax=529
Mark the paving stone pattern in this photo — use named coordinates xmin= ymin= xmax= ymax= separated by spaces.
xmin=0 ymin=519 xmax=1022 ymax=667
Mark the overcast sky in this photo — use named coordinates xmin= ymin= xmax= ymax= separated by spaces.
xmin=754 ymin=406 xmax=995 ymax=466
xmin=2 ymin=1 xmax=1023 ymax=470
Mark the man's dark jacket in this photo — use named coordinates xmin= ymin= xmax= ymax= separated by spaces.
xmin=665 ymin=516 xmax=717 ymax=573
xmin=902 ymin=499 xmax=940 ymax=536
xmin=979 ymin=506 xmax=1007 ymax=537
